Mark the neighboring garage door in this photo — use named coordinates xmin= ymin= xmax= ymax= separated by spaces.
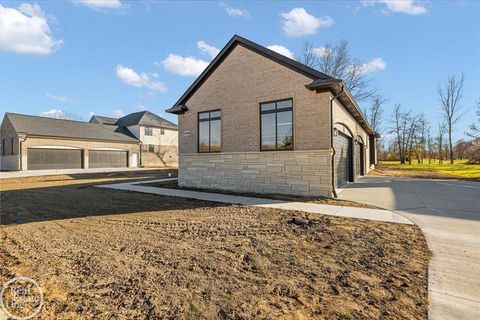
xmin=89 ymin=150 xmax=127 ymax=168
xmin=28 ymin=148 xmax=83 ymax=170
xmin=355 ymin=141 xmax=365 ymax=177
xmin=334 ymin=131 xmax=353 ymax=187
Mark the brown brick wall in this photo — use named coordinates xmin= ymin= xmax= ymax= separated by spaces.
xmin=332 ymin=99 xmax=371 ymax=176
xmin=178 ymin=44 xmax=332 ymax=154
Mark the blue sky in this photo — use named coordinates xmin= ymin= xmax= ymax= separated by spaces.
xmin=1 ymin=0 xmax=479 ymax=141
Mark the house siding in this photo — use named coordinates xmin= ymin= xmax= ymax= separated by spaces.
xmin=21 ymin=137 xmax=140 ymax=170
xmin=179 ymin=44 xmax=332 ymax=154
xmin=177 ymin=44 xmax=334 ymax=196
xmin=0 ymin=117 xmax=20 ymax=170
xmin=139 ymin=125 xmax=178 ymax=167
xmin=332 ymin=98 xmax=371 ymax=177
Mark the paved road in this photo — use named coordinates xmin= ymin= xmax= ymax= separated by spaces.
xmin=339 ymin=176 xmax=480 ymax=320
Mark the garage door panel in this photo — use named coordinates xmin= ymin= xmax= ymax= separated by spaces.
xmin=334 ymin=132 xmax=352 ymax=187
xmin=27 ymin=148 xmax=82 ymax=170
xmin=355 ymin=142 xmax=365 ymax=177
xmin=89 ymin=150 xmax=127 ymax=168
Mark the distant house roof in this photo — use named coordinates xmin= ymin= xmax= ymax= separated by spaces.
xmin=6 ymin=113 xmax=139 ymax=143
xmin=89 ymin=115 xmax=118 ymax=125
xmin=165 ymin=34 xmax=374 ymax=135
xmin=115 ymin=111 xmax=178 ymax=130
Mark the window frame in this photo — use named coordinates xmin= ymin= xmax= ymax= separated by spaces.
xmin=160 ymin=128 xmax=165 ymax=135
xmin=148 ymin=144 xmax=154 ymax=152
xmin=197 ymin=109 xmax=221 ymax=153
xmin=259 ymin=98 xmax=294 ymax=151
xmin=144 ymin=127 xmax=153 ymax=136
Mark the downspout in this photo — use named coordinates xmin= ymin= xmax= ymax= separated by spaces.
xmin=330 ymin=84 xmax=344 ymax=198
xmin=18 ymin=134 xmax=27 ymax=171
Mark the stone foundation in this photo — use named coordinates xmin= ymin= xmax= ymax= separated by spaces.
xmin=178 ymin=150 xmax=333 ymax=197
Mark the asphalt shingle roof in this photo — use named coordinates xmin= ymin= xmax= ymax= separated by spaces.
xmin=89 ymin=115 xmax=118 ymax=125
xmin=6 ymin=113 xmax=139 ymax=143
xmin=115 ymin=111 xmax=178 ymax=129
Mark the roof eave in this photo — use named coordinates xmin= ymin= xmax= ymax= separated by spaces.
xmin=306 ymin=80 xmax=374 ymax=135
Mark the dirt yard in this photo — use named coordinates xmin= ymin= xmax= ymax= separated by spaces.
xmin=0 ymin=171 xmax=429 ymax=319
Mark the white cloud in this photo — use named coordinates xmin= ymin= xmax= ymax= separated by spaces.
xmin=267 ymin=45 xmax=295 ymax=59
xmin=111 ymin=109 xmax=125 ymax=117
xmin=0 ymin=3 xmax=63 ymax=55
xmin=40 ymin=109 xmax=82 ymax=120
xmin=135 ymin=105 xmax=148 ymax=111
xmin=116 ymin=65 xmax=167 ymax=92
xmin=219 ymin=2 xmax=250 ymax=18
xmin=197 ymin=41 xmax=220 ymax=59
xmin=160 ymin=54 xmax=209 ymax=77
xmin=73 ymin=0 xmax=125 ymax=10
xmin=361 ymin=0 xmax=427 ymax=15
xmin=280 ymin=8 xmax=334 ymax=37
xmin=362 ymin=57 xmax=387 ymax=73
xmin=46 ymin=92 xmax=68 ymax=103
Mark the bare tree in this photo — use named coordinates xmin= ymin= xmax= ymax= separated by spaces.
xmin=364 ymin=94 xmax=386 ymax=133
xmin=466 ymin=98 xmax=480 ymax=139
xmin=438 ymin=74 xmax=465 ymax=163
xmin=391 ymin=104 xmax=419 ymax=164
xmin=40 ymin=109 xmax=83 ymax=121
xmin=437 ymin=122 xmax=447 ymax=165
xmin=301 ymin=40 xmax=375 ymax=102
xmin=302 ymin=41 xmax=316 ymax=68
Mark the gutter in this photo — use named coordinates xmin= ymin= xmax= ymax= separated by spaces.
xmin=329 ymin=84 xmax=345 ymax=198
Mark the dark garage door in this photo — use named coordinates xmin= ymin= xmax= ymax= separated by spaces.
xmin=355 ymin=141 xmax=365 ymax=177
xmin=334 ymin=132 xmax=353 ymax=187
xmin=28 ymin=148 xmax=83 ymax=170
xmin=89 ymin=150 xmax=127 ymax=168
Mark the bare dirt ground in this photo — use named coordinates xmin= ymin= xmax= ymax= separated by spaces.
xmin=140 ymin=181 xmax=382 ymax=209
xmin=0 ymin=171 xmax=429 ymax=319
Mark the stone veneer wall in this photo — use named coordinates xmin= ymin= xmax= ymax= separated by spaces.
xmin=179 ymin=150 xmax=333 ymax=197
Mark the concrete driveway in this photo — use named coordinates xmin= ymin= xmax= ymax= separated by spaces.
xmin=339 ymin=175 xmax=480 ymax=320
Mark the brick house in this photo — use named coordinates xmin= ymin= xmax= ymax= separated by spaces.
xmin=167 ymin=35 xmax=378 ymax=197
xmin=0 ymin=110 xmax=178 ymax=171
xmin=90 ymin=111 xmax=178 ymax=167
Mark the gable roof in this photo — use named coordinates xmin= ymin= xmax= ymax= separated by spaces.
xmin=89 ymin=115 xmax=118 ymax=125
xmin=5 ymin=113 xmax=139 ymax=143
xmin=115 ymin=111 xmax=178 ymax=130
xmin=165 ymin=34 xmax=374 ymax=135
xmin=165 ymin=34 xmax=336 ymax=114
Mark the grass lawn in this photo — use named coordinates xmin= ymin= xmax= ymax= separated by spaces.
xmin=0 ymin=171 xmax=429 ymax=319
xmin=376 ymin=159 xmax=480 ymax=180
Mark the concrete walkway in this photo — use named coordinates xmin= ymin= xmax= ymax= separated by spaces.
xmin=0 ymin=167 xmax=172 ymax=179
xmin=97 ymin=178 xmax=412 ymax=225
xmin=338 ymin=176 xmax=480 ymax=320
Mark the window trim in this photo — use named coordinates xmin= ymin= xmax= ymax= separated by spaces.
xmin=198 ymin=109 xmax=221 ymax=153
xmin=160 ymin=128 xmax=165 ymax=135
xmin=144 ymin=126 xmax=153 ymax=136
xmin=259 ymin=98 xmax=294 ymax=151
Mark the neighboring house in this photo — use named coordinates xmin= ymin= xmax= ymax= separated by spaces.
xmin=167 ymin=35 xmax=378 ymax=197
xmin=90 ymin=111 xmax=178 ymax=167
xmin=0 ymin=110 xmax=178 ymax=171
